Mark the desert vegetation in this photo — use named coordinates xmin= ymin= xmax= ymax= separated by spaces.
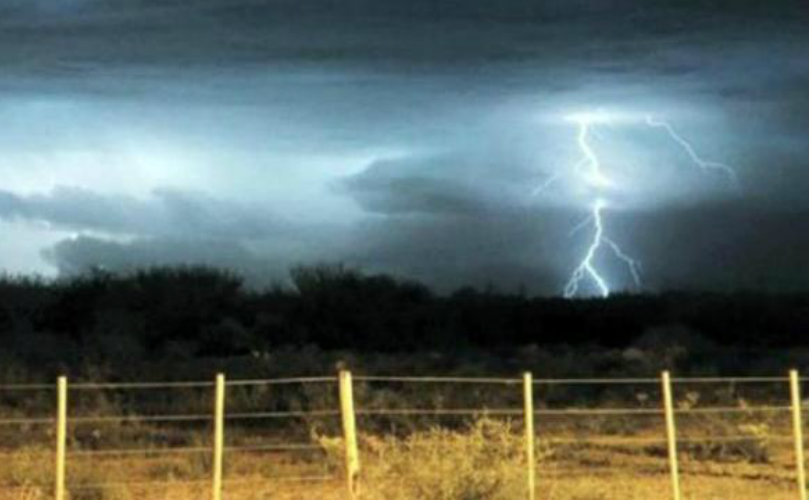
xmin=0 ymin=400 xmax=801 ymax=500
xmin=1 ymin=264 xmax=808 ymax=381
xmin=1 ymin=265 xmax=808 ymax=499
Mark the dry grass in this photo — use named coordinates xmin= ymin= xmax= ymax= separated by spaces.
xmin=1 ymin=416 xmax=802 ymax=500
xmin=1 ymin=375 xmax=804 ymax=500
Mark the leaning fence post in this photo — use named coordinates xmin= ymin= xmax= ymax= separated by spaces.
xmin=662 ymin=371 xmax=681 ymax=500
xmin=212 ymin=373 xmax=226 ymax=500
xmin=790 ymin=369 xmax=807 ymax=500
xmin=339 ymin=370 xmax=360 ymax=500
xmin=55 ymin=376 xmax=67 ymax=500
xmin=523 ymin=372 xmax=536 ymax=500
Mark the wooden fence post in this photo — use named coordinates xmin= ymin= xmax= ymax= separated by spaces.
xmin=662 ymin=371 xmax=681 ymax=500
xmin=523 ymin=372 xmax=536 ymax=500
xmin=790 ymin=369 xmax=807 ymax=500
xmin=212 ymin=373 xmax=226 ymax=500
xmin=339 ymin=370 xmax=360 ymax=500
xmin=55 ymin=376 xmax=67 ymax=500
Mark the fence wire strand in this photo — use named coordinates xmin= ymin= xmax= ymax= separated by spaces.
xmin=70 ymin=413 xmax=212 ymax=424
xmin=66 ymin=443 xmax=323 ymax=458
xmin=63 ymin=474 xmax=337 ymax=491
xmin=0 ymin=383 xmax=55 ymax=391
xmin=355 ymin=375 xmax=521 ymax=384
xmin=0 ymin=416 xmax=53 ymax=425
xmin=69 ymin=446 xmax=210 ymax=457
xmin=226 ymin=410 xmax=340 ymax=420
xmin=70 ymin=381 xmax=214 ymax=390
xmin=225 ymin=376 xmax=337 ymax=387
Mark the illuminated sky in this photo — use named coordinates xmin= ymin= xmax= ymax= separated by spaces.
xmin=1 ymin=0 xmax=807 ymax=293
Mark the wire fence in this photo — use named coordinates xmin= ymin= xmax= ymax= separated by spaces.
xmin=0 ymin=371 xmax=807 ymax=500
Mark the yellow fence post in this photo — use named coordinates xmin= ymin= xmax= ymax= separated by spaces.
xmin=790 ymin=369 xmax=807 ymax=500
xmin=55 ymin=376 xmax=67 ymax=500
xmin=212 ymin=373 xmax=226 ymax=500
xmin=523 ymin=372 xmax=536 ymax=500
xmin=662 ymin=371 xmax=681 ymax=500
xmin=339 ymin=370 xmax=360 ymax=500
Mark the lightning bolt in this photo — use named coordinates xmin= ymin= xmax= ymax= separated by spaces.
xmin=532 ymin=114 xmax=612 ymax=197
xmin=562 ymin=198 xmax=641 ymax=298
xmin=535 ymin=112 xmax=736 ymax=298
xmin=531 ymin=172 xmax=563 ymax=196
xmin=575 ymin=118 xmax=612 ymax=188
xmin=559 ymin=116 xmax=640 ymax=298
xmin=645 ymin=115 xmax=740 ymax=187
xmin=563 ymin=199 xmax=610 ymax=298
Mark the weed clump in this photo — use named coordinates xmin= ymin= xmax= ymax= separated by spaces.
xmin=319 ymin=418 xmax=550 ymax=500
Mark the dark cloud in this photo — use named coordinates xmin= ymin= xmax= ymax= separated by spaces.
xmin=1 ymin=0 xmax=805 ymax=79
xmin=0 ymin=0 xmax=806 ymax=294
xmin=340 ymin=151 xmax=534 ymax=217
xmin=341 ymin=209 xmax=570 ymax=294
xmin=0 ymin=186 xmax=285 ymax=239
xmin=626 ymin=202 xmax=809 ymax=292
xmin=35 ymin=194 xmax=809 ymax=295
xmin=338 ymin=144 xmax=808 ymax=294
xmin=338 ymin=200 xmax=809 ymax=295
xmin=41 ymin=235 xmax=285 ymax=285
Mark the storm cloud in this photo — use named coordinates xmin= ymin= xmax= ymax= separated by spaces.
xmin=0 ymin=186 xmax=286 ymax=239
xmin=0 ymin=0 xmax=806 ymax=294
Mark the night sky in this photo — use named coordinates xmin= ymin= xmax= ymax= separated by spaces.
xmin=1 ymin=0 xmax=807 ymax=295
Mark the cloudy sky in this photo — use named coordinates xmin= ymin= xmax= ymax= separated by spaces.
xmin=0 ymin=0 xmax=807 ymax=295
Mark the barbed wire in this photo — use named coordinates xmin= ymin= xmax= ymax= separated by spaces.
xmin=0 ymin=416 xmax=53 ymax=425
xmin=223 ymin=474 xmax=336 ymax=484
xmin=66 ymin=442 xmax=324 ymax=458
xmin=676 ymin=434 xmax=794 ymax=443
xmin=0 ymin=383 xmax=55 ymax=391
xmin=62 ymin=474 xmax=337 ymax=491
xmin=1 ymin=375 xmax=801 ymax=392
xmin=1 ymin=404 xmax=793 ymax=427
xmin=226 ymin=376 xmax=337 ymax=387
xmin=1 ymin=375 xmax=804 ymax=471
xmin=538 ymin=407 xmax=663 ymax=416
xmin=225 ymin=443 xmax=323 ymax=452
xmin=675 ymin=405 xmax=791 ymax=415
xmin=64 ymin=443 xmax=323 ymax=460
xmin=353 ymin=405 xmax=794 ymax=417
xmin=355 ymin=407 xmax=521 ymax=416
xmin=546 ymin=434 xmax=795 ymax=445
xmin=0 ymin=449 xmax=52 ymax=458
xmin=354 ymin=375 xmax=521 ymax=384
xmin=70 ymin=381 xmax=214 ymax=390
xmin=545 ymin=436 xmax=667 ymax=445
xmin=226 ymin=410 xmax=340 ymax=420
xmin=355 ymin=407 xmax=656 ymax=416
xmin=69 ymin=446 xmax=210 ymax=457
xmin=672 ymin=376 xmax=790 ymax=384
xmin=70 ymin=413 xmax=212 ymax=424
xmin=534 ymin=377 xmax=660 ymax=385
xmin=64 ymin=478 xmax=210 ymax=490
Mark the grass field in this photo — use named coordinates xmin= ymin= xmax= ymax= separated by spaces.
xmin=0 ymin=429 xmax=801 ymax=500
xmin=1 ymin=374 xmax=806 ymax=500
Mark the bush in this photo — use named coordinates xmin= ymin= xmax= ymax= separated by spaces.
xmin=321 ymin=418 xmax=550 ymax=500
xmin=679 ymin=422 xmax=771 ymax=463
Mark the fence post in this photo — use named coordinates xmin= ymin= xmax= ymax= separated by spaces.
xmin=55 ymin=376 xmax=67 ymax=500
xmin=523 ymin=372 xmax=536 ymax=500
xmin=790 ymin=369 xmax=807 ymax=500
xmin=662 ymin=371 xmax=681 ymax=500
xmin=339 ymin=370 xmax=360 ymax=500
xmin=212 ymin=373 xmax=226 ymax=500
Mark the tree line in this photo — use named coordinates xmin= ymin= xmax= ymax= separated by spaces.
xmin=0 ymin=264 xmax=807 ymax=370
